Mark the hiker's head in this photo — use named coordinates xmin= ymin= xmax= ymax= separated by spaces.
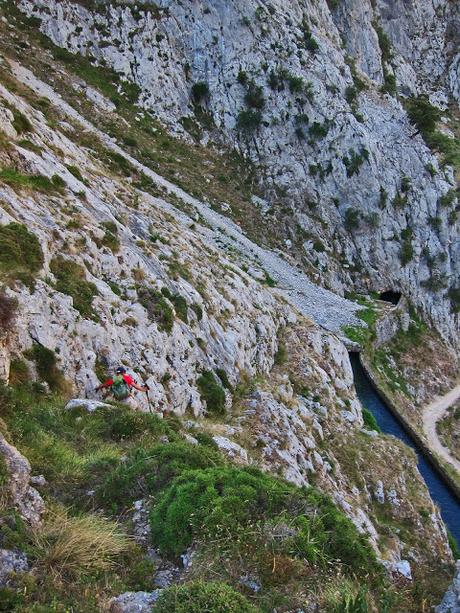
xmin=116 ymin=366 xmax=127 ymax=375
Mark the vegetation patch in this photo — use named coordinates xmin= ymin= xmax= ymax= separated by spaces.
xmin=0 ymin=168 xmax=65 ymax=193
xmin=0 ymin=222 xmax=43 ymax=287
xmin=197 ymin=371 xmax=226 ymax=416
xmin=138 ymin=287 xmax=174 ymax=332
xmin=24 ymin=343 xmax=67 ymax=393
xmin=50 ymin=256 xmax=98 ymax=320
xmin=153 ymin=581 xmax=260 ymax=613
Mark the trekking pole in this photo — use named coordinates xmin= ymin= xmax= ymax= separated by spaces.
xmin=145 ymin=389 xmax=153 ymax=414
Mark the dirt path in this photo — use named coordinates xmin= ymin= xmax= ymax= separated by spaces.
xmin=423 ymin=384 xmax=460 ymax=474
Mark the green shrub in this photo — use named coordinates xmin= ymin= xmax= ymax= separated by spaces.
xmin=439 ymin=189 xmax=457 ymax=208
xmin=406 ymin=95 xmax=441 ymax=136
xmin=171 ymin=293 xmax=188 ymax=323
xmin=236 ymin=109 xmax=262 ymax=132
xmin=215 ymin=368 xmax=232 ymax=390
xmin=50 ymin=257 xmax=98 ymax=320
xmin=309 ymin=121 xmax=329 ymax=140
xmin=447 ymin=287 xmax=460 ymax=313
xmin=362 ymin=408 xmax=381 ymax=433
xmin=98 ymin=442 xmax=223 ymax=508
xmin=11 ymin=109 xmax=33 ymax=134
xmin=191 ymin=303 xmax=203 ymax=321
xmin=343 ymin=148 xmax=369 ymax=177
xmin=65 ymin=165 xmax=86 ymax=184
xmin=9 ymin=358 xmax=29 ymax=386
xmin=344 ymin=208 xmax=360 ymax=231
xmin=100 ymin=221 xmax=120 ymax=253
xmin=191 ymin=81 xmax=209 ymax=104
xmin=138 ymin=287 xmax=174 ymax=332
xmin=0 ymin=223 xmax=44 ymax=285
xmin=150 ymin=465 xmax=377 ymax=575
xmin=274 ymin=343 xmax=287 ymax=365
xmin=244 ymin=80 xmax=265 ymax=110
xmin=197 ymin=371 xmax=226 ymax=415
xmin=300 ymin=17 xmax=319 ymax=53
xmin=0 ymin=168 xmax=64 ymax=193
xmin=24 ymin=343 xmax=67 ymax=392
xmin=153 ymin=581 xmax=260 ymax=613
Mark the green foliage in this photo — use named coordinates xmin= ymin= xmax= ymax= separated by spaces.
xmin=400 ymin=230 xmax=414 ymax=266
xmin=344 ymin=208 xmax=360 ymax=231
xmin=149 ymin=465 xmax=377 ymax=577
xmin=263 ymin=271 xmax=277 ymax=287
xmin=9 ymin=358 xmax=29 ymax=386
xmin=0 ymin=168 xmax=65 ymax=193
xmin=0 ymin=223 xmax=43 ymax=286
xmin=138 ymin=287 xmax=174 ymax=332
xmin=406 ymin=95 xmax=441 ymax=136
xmin=191 ymin=302 xmax=203 ymax=321
xmin=382 ymin=72 xmax=397 ymax=96
xmin=23 ymin=343 xmax=67 ymax=392
xmin=50 ymin=257 xmax=98 ymax=320
xmin=329 ymin=586 xmax=369 ymax=613
xmin=274 ymin=343 xmax=287 ymax=365
xmin=439 ymin=189 xmax=458 ymax=208
xmin=447 ymin=529 xmax=460 ymax=559
xmin=300 ymin=17 xmax=319 ymax=52
xmin=244 ymin=80 xmax=266 ymax=110
xmin=11 ymin=108 xmax=33 ymax=134
xmin=98 ymin=441 xmax=222 ymax=509
xmin=197 ymin=371 xmax=226 ymax=416
xmin=309 ymin=120 xmax=330 ymax=140
xmin=100 ymin=221 xmax=120 ymax=253
xmin=447 ymin=287 xmax=460 ymax=313
xmin=237 ymin=109 xmax=262 ymax=132
xmin=362 ymin=408 xmax=381 ymax=433
xmin=65 ymin=164 xmax=86 ymax=184
xmin=170 ymin=293 xmax=188 ymax=323
xmin=425 ymin=131 xmax=460 ymax=168
xmin=153 ymin=581 xmax=260 ymax=613
xmin=191 ymin=81 xmax=209 ymax=104
xmin=215 ymin=368 xmax=232 ymax=390
xmin=343 ymin=148 xmax=369 ymax=177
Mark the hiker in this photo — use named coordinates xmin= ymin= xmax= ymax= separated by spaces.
xmin=95 ymin=366 xmax=149 ymax=409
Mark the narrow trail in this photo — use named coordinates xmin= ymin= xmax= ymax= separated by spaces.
xmin=6 ymin=58 xmax=363 ymax=338
xmin=423 ymin=384 xmax=460 ymax=475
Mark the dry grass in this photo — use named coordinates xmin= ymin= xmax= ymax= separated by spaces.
xmin=34 ymin=507 xmax=130 ymax=579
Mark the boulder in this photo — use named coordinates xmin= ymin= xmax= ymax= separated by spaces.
xmin=109 ymin=591 xmax=161 ymax=613
xmin=0 ymin=549 xmax=28 ymax=586
xmin=65 ymin=398 xmax=113 ymax=412
xmin=212 ymin=436 xmax=248 ymax=463
xmin=0 ymin=433 xmax=45 ymax=527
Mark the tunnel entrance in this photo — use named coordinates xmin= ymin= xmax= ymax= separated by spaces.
xmin=378 ymin=291 xmax=401 ymax=306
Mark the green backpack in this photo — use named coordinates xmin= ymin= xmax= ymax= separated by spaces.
xmin=112 ymin=374 xmax=130 ymax=400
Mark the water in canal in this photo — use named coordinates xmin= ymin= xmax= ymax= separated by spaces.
xmin=350 ymin=353 xmax=460 ymax=548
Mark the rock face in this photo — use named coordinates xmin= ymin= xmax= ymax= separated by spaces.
xmin=436 ymin=561 xmax=460 ymax=613
xmin=108 ymin=590 xmax=161 ymax=613
xmin=0 ymin=549 xmax=29 ymax=586
xmin=18 ymin=0 xmax=460 ymax=348
xmin=0 ymin=433 xmax=45 ymax=528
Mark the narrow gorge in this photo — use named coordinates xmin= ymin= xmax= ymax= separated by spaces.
xmin=0 ymin=1 xmax=459 ymax=612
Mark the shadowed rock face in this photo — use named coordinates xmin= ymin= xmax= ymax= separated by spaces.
xmin=0 ymin=433 xmax=45 ymax=528
xmin=17 ymin=0 xmax=460 ymax=348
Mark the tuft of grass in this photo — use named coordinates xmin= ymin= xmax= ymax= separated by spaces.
xmin=153 ymin=581 xmax=261 ymax=613
xmin=50 ymin=257 xmax=98 ymax=320
xmin=197 ymin=371 xmax=226 ymax=416
xmin=362 ymin=408 xmax=381 ymax=433
xmin=100 ymin=221 xmax=120 ymax=253
xmin=138 ymin=287 xmax=174 ymax=333
xmin=0 ymin=223 xmax=43 ymax=287
xmin=34 ymin=507 xmax=130 ymax=579
xmin=23 ymin=343 xmax=68 ymax=393
xmin=0 ymin=168 xmax=65 ymax=193
xmin=11 ymin=108 xmax=33 ymax=134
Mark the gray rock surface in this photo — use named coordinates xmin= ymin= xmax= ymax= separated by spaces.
xmin=109 ymin=590 xmax=161 ymax=613
xmin=18 ymin=0 xmax=460 ymax=348
xmin=0 ymin=433 xmax=45 ymax=527
xmin=436 ymin=561 xmax=460 ymax=613
xmin=0 ymin=549 xmax=29 ymax=586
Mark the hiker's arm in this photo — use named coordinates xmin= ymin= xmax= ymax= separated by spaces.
xmin=95 ymin=380 xmax=112 ymax=391
xmin=131 ymin=382 xmax=149 ymax=392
